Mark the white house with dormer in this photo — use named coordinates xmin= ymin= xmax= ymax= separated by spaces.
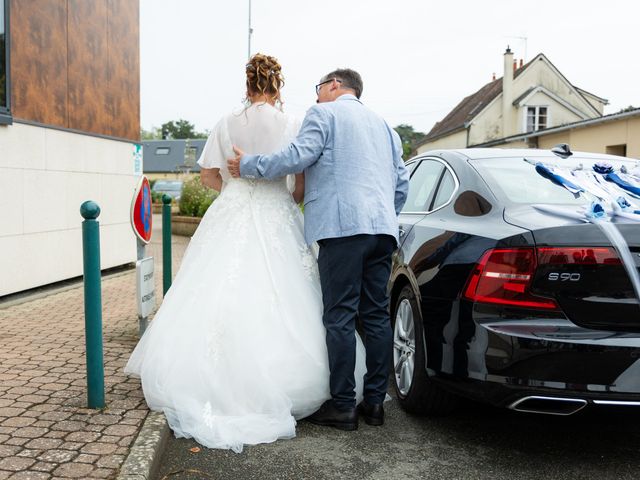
xmin=415 ymin=48 xmax=608 ymax=152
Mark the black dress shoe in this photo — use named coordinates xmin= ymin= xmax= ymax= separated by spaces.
xmin=358 ymin=400 xmax=384 ymax=426
xmin=306 ymin=400 xmax=358 ymax=431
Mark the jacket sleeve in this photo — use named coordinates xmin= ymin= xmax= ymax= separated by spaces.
xmin=391 ymin=129 xmax=410 ymax=215
xmin=240 ymin=106 xmax=328 ymax=179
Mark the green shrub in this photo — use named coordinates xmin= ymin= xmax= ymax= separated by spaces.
xmin=179 ymin=176 xmax=218 ymax=217
xmin=151 ymin=190 xmax=163 ymax=203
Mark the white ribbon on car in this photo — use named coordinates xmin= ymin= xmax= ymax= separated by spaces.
xmin=527 ymin=159 xmax=640 ymax=223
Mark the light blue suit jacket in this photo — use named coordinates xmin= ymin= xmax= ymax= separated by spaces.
xmin=240 ymin=94 xmax=410 ymax=245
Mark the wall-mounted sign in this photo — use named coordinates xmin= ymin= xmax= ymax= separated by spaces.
xmin=133 ymin=144 xmax=143 ymax=175
xmin=131 ymin=175 xmax=153 ymax=244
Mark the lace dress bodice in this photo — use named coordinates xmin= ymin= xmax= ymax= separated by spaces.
xmin=197 ymin=102 xmax=301 ymax=183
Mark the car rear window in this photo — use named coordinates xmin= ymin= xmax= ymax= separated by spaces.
xmin=472 ymin=157 xmax=614 ymax=205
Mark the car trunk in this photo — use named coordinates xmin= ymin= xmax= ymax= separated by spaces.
xmin=505 ymin=206 xmax=640 ymax=331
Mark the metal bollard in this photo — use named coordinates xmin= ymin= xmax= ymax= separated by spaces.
xmin=162 ymin=194 xmax=172 ymax=295
xmin=80 ymin=201 xmax=105 ymax=409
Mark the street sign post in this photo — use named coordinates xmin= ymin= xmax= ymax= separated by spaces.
xmin=130 ymin=175 xmax=154 ymax=334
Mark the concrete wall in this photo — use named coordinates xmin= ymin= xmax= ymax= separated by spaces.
xmin=518 ymin=90 xmax=584 ymax=132
xmin=0 ymin=123 xmax=138 ymax=296
xmin=579 ymin=90 xmax=606 ymax=115
xmin=416 ymin=130 xmax=467 ymax=155
xmin=468 ymin=89 xmax=584 ymax=146
xmin=469 ymin=98 xmax=503 ymax=146
xmin=516 ymin=58 xmax=599 ymax=120
xmin=537 ymin=116 xmax=640 ymax=160
xmin=495 ymin=140 xmax=530 ymax=149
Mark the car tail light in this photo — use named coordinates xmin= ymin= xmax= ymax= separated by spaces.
xmin=464 ymin=246 xmax=623 ymax=310
xmin=463 ymin=248 xmax=559 ymax=309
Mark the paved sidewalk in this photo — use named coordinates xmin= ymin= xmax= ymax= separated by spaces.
xmin=0 ymin=216 xmax=189 ymax=479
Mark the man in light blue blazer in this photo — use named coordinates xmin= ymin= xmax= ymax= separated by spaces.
xmin=228 ymin=69 xmax=409 ymax=430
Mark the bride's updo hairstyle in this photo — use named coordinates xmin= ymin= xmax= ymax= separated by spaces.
xmin=245 ymin=53 xmax=285 ymax=107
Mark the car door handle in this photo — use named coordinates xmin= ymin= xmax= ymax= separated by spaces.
xmin=399 ymin=226 xmax=406 ymax=237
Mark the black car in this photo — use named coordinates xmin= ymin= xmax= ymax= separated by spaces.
xmin=390 ymin=147 xmax=640 ymax=416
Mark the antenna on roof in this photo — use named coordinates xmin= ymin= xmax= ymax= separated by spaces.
xmin=505 ymin=36 xmax=528 ymax=62
xmin=504 ymin=36 xmax=528 ymax=60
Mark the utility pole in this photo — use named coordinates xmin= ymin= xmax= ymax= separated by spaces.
xmin=248 ymin=0 xmax=253 ymax=60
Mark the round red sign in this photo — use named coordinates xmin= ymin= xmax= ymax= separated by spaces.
xmin=131 ymin=176 xmax=153 ymax=244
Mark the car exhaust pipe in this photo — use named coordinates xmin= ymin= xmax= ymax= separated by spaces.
xmin=508 ymin=396 xmax=588 ymax=416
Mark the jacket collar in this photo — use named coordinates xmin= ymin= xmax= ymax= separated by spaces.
xmin=336 ymin=93 xmax=361 ymax=103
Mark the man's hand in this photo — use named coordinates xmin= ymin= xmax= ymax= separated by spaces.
xmin=227 ymin=146 xmax=244 ymax=178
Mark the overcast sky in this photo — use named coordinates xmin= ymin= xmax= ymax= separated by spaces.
xmin=140 ymin=0 xmax=640 ymax=135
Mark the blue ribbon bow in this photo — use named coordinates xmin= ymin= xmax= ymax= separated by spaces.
xmin=535 ymin=163 xmax=584 ymax=194
xmin=585 ymin=201 xmax=607 ymax=221
xmin=606 ymin=172 xmax=640 ymax=198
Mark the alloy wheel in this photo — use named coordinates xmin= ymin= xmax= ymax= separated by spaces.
xmin=393 ymin=298 xmax=416 ymax=396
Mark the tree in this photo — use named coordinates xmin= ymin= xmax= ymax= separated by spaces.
xmin=394 ymin=124 xmax=426 ymax=160
xmin=160 ymin=119 xmax=208 ymax=139
xmin=140 ymin=127 xmax=160 ymax=140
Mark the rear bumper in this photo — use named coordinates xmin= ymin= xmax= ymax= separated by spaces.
xmin=429 ymin=312 xmax=640 ymax=408
xmin=432 ymin=371 xmax=640 ymax=417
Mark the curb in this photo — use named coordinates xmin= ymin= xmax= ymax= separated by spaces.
xmin=117 ymin=411 xmax=170 ymax=480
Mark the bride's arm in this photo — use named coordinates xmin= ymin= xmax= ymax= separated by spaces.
xmin=201 ymin=167 xmax=223 ymax=192
xmin=292 ymin=173 xmax=305 ymax=204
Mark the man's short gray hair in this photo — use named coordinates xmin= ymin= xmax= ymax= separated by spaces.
xmin=321 ymin=69 xmax=363 ymax=99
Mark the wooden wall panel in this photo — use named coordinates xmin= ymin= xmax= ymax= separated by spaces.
xmin=107 ymin=0 xmax=140 ymax=141
xmin=9 ymin=0 xmax=140 ymax=141
xmin=10 ymin=0 xmax=68 ymax=127
xmin=67 ymin=0 xmax=109 ymax=136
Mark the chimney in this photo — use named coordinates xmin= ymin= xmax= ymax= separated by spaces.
xmin=502 ymin=47 xmax=514 ymax=137
xmin=492 ymin=72 xmax=496 ymax=81
xmin=519 ymin=58 xmax=524 ymax=68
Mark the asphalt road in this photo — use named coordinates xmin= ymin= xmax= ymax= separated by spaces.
xmin=153 ymin=391 xmax=640 ymax=480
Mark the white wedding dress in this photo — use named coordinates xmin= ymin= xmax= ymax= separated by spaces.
xmin=125 ymin=102 xmax=366 ymax=453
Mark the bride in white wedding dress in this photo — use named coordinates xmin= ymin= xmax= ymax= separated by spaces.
xmin=125 ymin=54 xmax=365 ymax=453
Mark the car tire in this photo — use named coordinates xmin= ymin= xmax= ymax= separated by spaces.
xmin=392 ymin=285 xmax=458 ymax=415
